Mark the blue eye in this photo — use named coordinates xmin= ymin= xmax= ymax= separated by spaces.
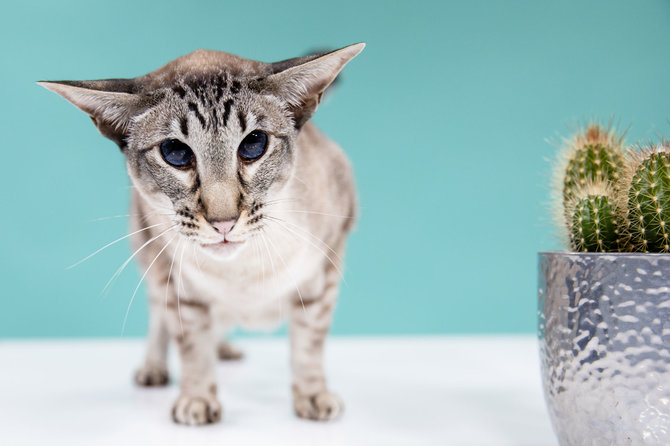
xmin=238 ymin=130 xmax=268 ymax=161
xmin=160 ymin=139 xmax=194 ymax=167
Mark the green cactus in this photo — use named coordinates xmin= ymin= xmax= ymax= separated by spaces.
xmin=624 ymin=148 xmax=670 ymax=253
xmin=554 ymin=124 xmax=625 ymax=250
xmin=549 ymin=125 xmax=670 ymax=253
xmin=561 ymin=125 xmax=624 ymax=207
xmin=563 ymin=143 xmax=624 ymax=203
xmin=568 ymin=183 xmax=620 ymax=252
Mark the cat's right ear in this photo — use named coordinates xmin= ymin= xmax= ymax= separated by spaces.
xmin=37 ymin=79 xmax=158 ymax=149
xmin=261 ymin=43 xmax=365 ymax=129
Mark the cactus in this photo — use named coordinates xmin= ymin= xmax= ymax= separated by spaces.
xmin=567 ymin=182 xmax=620 ymax=252
xmin=561 ymin=124 xmax=625 ymax=207
xmin=552 ymin=123 xmax=670 ymax=253
xmin=553 ymin=123 xmax=625 ymax=251
xmin=620 ymin=146 xmax=670 ymax=253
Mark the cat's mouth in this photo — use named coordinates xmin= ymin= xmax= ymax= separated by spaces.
xmin=199 ymin=238 xmax=245 ymax=258
xmin=202 ymin=239 xmax=242 ymax=247
xmin=200 ymin=238 xmax=243 ymax=248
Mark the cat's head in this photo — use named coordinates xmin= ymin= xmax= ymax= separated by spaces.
xmin=40 ymin=43 xmax=364 ymax=259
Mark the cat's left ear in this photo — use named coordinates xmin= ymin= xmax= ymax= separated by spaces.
xmin=264 ymin=43 xmax=365 ymax=128
xmin=37 ymin=79 xmax=158 ymax=149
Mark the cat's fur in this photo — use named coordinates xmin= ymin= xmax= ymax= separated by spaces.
xmin=40 ymin=43 xmax=364 ymax=425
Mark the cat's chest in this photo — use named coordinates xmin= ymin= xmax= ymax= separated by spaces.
xmin=176 ymin=232 xmax=325 ymax=319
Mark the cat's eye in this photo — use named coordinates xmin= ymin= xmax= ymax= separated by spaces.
xmin=238 ymin=130 xmax=268 ymax=162
xmin=160 ymin=139 xmax=194 ymax=168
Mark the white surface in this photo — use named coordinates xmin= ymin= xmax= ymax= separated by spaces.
xmin=0 ymin=336 xmax=557 ymax=446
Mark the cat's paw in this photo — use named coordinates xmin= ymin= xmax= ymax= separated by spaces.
xmin=171 ymin=394 xmax=222 ymax=426
xmin=134 ymin=364 xmax=169 ymax=387
xmin=217 ymin=340 xmax=244 ymax=361
xmin=293 ymin=389 xmax=344 ymax=421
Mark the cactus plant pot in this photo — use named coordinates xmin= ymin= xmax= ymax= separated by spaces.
xmin=538 ymin=252 xmax=670 ymax=445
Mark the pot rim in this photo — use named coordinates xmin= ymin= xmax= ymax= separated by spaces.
xmin=539 ymin=250 xmax=670 ymax=257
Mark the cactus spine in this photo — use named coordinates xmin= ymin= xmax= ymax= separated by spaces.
xmin=563 ymin=144 xmax=624 ymax=204
xmin=561 ymin=125 xmax=625 ymax=206
xmin=557 ymin=124 xmax=624 ymax=252
xmin=621 ymin=147 xmax=670 ymax=253
xmin=568 ymin=182 xmax=620 ymax=252
xmin=552 ymin=123 xmax=670 ymax=253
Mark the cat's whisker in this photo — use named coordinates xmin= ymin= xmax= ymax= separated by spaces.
xmin=249 ymin=235 xmax=260 ymax=280
xmin=86 ymin=211 xmax=172 ymax=223
xmin=264 ymin=216 xmax=345 ymax=283
xmin=293 ymin=175 xmax=308 ymax=188
xmin=263 ymin=197 xmax=301 ymax=207
xmin=165 ymin=237 xmax=182 ymax=314
xmin=262 ymin=229 xmax=306 ymax=313
xmin=265 ymin=214 xmax=343 ymax=262
xmin=100 ymin=225 xmax=177 ymax=298
xmin=192 ymin=242 xmax=204 ymax=277
xmin=258 ymin=230 xmax=279 ymax=297
xmin=251 ymin=235 xmax=268 ymax=304
xmin=67 ymin=222 xmax=168 ymax=270
xmin=257 ymin=237 xmax=267 ymax=303
xmin=86 ymin=214 xmax=134 ymax=222
xmin=137 ymin=212 xmax=168 ymax=227
xmin=177 ymin=241 xmax=187 ymax=337
xmin=272 ymin=209 xmax=354 ymax=219
xmin=255 ymin=232 xmax=279 ymax=318
xmin=122 ymin=234 xmax=177 ymax=335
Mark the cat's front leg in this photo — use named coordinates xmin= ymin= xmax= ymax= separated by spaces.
xmin=289 ymin=275 xmax=343 ymax=421
xmin=135 ymin=298 xmax=170 ymax=386
xmin=165 ymin=298 xmax=221 ymax=426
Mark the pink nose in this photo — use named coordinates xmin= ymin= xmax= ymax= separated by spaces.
xmin=210 ymin=219 xmax=237 ymax=236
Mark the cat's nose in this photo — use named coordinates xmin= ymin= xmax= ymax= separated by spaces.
xmin=209 ymin=218 xmax=237 ymax=236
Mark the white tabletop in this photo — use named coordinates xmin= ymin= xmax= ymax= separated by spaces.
xmin=0 ymin=336 xmax=557 ymax=446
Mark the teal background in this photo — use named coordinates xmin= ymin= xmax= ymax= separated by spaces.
xmin=1 ymin=0 xmax=670 ymax=338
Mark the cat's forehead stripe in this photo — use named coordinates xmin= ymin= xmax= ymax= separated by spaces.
xmin=187 ymin=101 xmax=207 ymax=129
xmin=169 ymin=74 xmax=248 ymax=132
xmin=222 ymin=99 xmax=233 ymax=128
xmin=172 ymin=85 xmax=186 ymax=99
xmin=230 ymin=80 xmax=241 ymax=95
xmin=237 ymin=111 xmax=247 ymax=133
xmin=179 ymin=116 xmax=189 ymax=137
xmin=214 ymin=80 xmax=225 ymax=101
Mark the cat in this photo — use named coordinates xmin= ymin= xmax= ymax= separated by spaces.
xmin=39 ymin=43 xmax=364 ymax=425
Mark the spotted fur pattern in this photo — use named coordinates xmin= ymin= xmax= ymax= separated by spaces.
xmin=40 ymin=43 xmax=364 ymax=425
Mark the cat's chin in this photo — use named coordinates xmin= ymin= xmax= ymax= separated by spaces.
xmin=199 ymin=240 xmax=246 ymax=260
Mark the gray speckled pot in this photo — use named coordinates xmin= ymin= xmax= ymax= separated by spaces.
xmin=538 ymin=252 xmax=670 ymax=446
